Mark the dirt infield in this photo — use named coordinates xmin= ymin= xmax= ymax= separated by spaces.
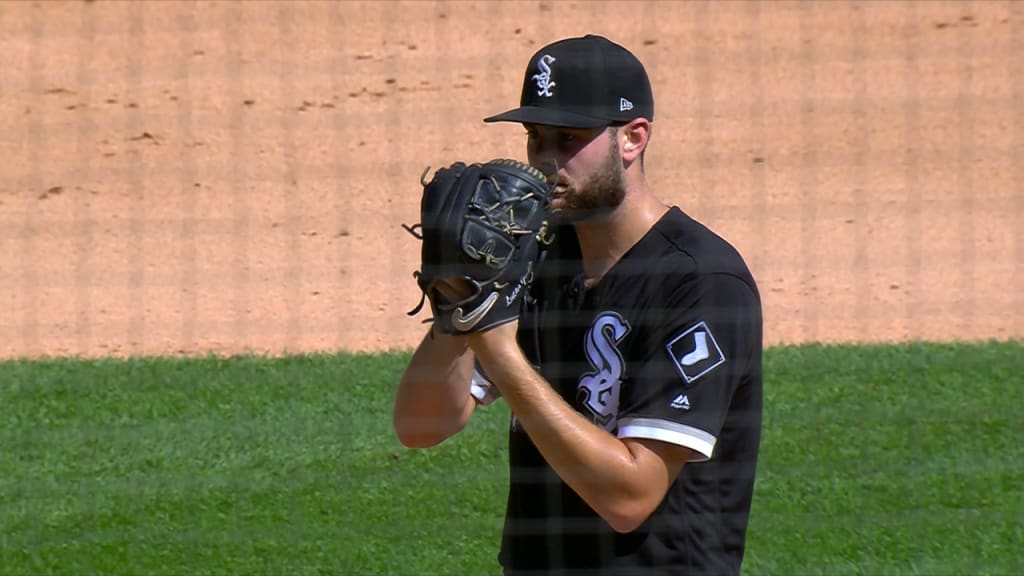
xmin=1 ymin=1 xmax=1020 ymax=359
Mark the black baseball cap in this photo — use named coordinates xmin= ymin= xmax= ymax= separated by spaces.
xmin=484 ymin=34 xmax=654 ymax=129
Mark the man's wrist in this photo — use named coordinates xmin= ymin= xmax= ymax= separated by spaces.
xmin=470 ymin=338 xmax=529 ymax=387
xmin=423 ymin=325 xmax=472 ymax=365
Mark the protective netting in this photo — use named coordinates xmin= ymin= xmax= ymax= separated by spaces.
xmin=2 ymin=1 xmax=1019 ymax=359
xmin=1 ymin=3 xmax=1021 ymax=574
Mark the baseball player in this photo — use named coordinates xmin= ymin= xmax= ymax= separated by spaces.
xmin=394 ymin=35 xmax=763 ymax=575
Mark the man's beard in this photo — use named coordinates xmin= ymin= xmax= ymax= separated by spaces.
xmin=551 ymin=140 xmax=626 ymax=224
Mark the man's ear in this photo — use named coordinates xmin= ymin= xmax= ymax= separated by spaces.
xmin=619 ymin=119 xmax=651 ymax=165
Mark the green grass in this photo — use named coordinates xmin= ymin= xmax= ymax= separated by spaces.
xmin=0 ymin=341 xmax=1021 ymax=575
xmin=745 ymin=341 xmax=1024 ymax=575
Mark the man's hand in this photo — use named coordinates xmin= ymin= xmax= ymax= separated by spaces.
xmin=466 ymin=319 xmax=525 ymax=398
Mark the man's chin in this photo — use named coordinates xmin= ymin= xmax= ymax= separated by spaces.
xmin=548 ymin=204 xmax=577 ymax=225
xmin=549 ymin=205 xmax=615 ymax=225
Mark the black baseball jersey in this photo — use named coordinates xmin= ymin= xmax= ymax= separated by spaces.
xmin=494 ymin=207 xmax=763 ymax=575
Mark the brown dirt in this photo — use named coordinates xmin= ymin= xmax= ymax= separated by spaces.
xmin=1 ymin=1 xmax=1021 ymax=359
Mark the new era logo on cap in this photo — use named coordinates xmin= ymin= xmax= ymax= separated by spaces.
xmin=619 ymin=98 xmax=633 ymax=112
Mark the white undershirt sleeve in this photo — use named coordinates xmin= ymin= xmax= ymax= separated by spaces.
xmin=469 ymin=368 xmax=502 ymax=406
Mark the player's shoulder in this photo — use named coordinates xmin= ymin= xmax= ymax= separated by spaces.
xmin=650 ymin=207 xmax=755 ymax=282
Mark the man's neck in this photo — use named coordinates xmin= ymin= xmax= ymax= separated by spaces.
xmin=574 ymin=188 xmax=669 ymax=288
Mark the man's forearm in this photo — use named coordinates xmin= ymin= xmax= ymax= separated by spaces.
xmin=470 ymin=333 xmax=664 ymax=531
xmin=393 ymin=328 xmax=476 ymax=447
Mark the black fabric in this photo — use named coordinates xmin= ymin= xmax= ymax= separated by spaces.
xmin=504 ymin=207 xmax=763 ymax=575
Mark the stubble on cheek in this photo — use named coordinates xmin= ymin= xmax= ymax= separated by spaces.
xmin=551 ymin=150 xmax=625 ymax=223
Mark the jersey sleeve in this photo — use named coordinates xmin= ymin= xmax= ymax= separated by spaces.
xmin=616 ymin=273 xmax=762 ymax=461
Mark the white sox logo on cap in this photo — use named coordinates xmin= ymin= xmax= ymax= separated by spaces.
xmin=532 ymin=54 xmax=556 ymax=97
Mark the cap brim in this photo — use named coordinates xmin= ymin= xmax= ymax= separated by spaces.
xmin=483 ymin=106 xmax=610 ymax=129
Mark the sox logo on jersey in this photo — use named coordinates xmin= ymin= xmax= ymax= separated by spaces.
xmin=666 ymin=320 xmax=725 ymax=384
xmin=577 ymin=311 xmax=631 ymax=432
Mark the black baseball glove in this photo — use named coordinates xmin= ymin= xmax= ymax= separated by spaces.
xmin=404 ymin=158 xmax=555 ymax=334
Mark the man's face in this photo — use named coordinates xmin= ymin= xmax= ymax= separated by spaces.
xmin=525 ymin=124 xmax=626 ymax=223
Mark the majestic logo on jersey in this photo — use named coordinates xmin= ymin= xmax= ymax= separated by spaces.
xmin=532 ymin=54 xmax=557 ymax=97
xmin=577 ymin=311 xmax=631 ymax=431
xmin=666 ymin=321 xmax=725 ymax=384
xmin=670 ymin=393 xmax=691 ymax=410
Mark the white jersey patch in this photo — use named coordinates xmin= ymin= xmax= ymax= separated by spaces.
xmin=666 ymin=321 xmax=726 ymax=384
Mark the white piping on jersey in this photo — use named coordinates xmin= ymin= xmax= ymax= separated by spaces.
xmin=617 ymin=417 xmax=716 ymax=462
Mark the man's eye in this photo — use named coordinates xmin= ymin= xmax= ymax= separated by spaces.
xmin=559 ymin=133 xmax=576 ymax=144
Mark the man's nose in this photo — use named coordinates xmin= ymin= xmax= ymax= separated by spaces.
xmin=528 ymin=151 xmax=559 ymax=182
